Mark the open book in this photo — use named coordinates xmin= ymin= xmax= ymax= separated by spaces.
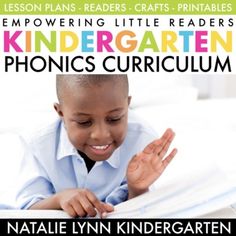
xmin=107 ymin=166 xmax=236 ymax=218
xmin=1 ymin=165 xmax=236 ymax=219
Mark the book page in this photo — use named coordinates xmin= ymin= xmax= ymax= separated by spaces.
xmin=107 ymin=166 xmax=236 ymax=218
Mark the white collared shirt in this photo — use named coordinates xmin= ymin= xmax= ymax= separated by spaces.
xmin=3 ymin=110 xmax=157 ymax=209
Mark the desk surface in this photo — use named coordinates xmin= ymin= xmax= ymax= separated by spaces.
xmin=199 ymin=206 xmax=236 ymax=218
xmin=0 ymin=210 xmax=71 ymax=218
xmin=1 ymin=207 xmax=236 ymax=219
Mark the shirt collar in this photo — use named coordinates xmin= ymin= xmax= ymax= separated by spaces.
xmin=105 ymin=148 xmax=120 ymax=168
xmin=57 ymin=123 xmax=78 ymax=160
xmin=57 ymin=122 xmax=120 ymax=168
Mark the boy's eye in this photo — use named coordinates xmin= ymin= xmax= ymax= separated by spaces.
xmin=107 ymin=117 xmax=122 ymax=123
xmin=77 ymin=120 xmax=92 ymax=127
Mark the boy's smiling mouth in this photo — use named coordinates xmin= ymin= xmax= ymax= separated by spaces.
xmin=91 ymin=145 xmax=110 ymax=150
xmin=88 ymin=143 xmax=113 ymax=157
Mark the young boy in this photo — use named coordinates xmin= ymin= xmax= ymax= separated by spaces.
xmin=10 ymin=74 xmax=177 ymax=218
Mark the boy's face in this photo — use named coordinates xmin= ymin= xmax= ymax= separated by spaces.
xmin=55 ymin=80 xmax=131 ymax=162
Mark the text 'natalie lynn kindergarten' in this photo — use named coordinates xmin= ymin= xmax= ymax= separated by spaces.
xmin=7 ymin=220 xmax=231 ymax=235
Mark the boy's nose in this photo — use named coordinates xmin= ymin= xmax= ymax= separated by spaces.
xmin=90 ymin=123 xmax=111 ymax=141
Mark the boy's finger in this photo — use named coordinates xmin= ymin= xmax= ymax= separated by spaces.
xmin=157 ymin=132 xmax=175 ymax=159
xmin=76 ymin=194 xmax=97 ymax=217
xmin=68 ymin=198 xmax=87 ymax=217
xmin=162 ymin=148 xmax=178 ymax=169
xmin=153 ymin=129 xmax=174 ymax=155
xmin=159 ymin=128 xmax=173 ymax=143
xmin=143 ymin=130 xmax=169 ymax=154
xmin=64 ymin=203 xmax=78 ymax=218
xmin=86 ymin=191 xmax=105 ymax=216
xmin=100 ymin=203 xmax=114 ymax=218
xmin=143 ymin=140 xmax=160 ymax=154
xmin=102 ymin=203 xmax=114 ymax=212
xmin=128 ymin=153 xmax=142 ymax=171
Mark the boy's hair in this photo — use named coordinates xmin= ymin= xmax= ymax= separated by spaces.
xmin=56 ymin=74 xmax=129 ymax=103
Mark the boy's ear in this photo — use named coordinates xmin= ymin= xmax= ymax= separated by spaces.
xmin=128 ymin=96 xmax=132 ymax=106
xmin=54 ymin=103 xmax=63 ymax=117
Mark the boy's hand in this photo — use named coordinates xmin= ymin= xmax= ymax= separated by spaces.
xmin=56 ymin=188 xmax=114 ymax=218
xmin=127 ymin=128 xmax=177 ymax=199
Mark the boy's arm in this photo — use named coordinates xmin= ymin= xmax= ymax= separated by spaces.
xmin=127 ymin=128 xmax=177 ymax=199
xmin=105 ymin=180 xmax=129 ymax=205
xmin=29 ymin=194 xmax=59 ymax=209
xmin=9 ymin=137 xmax=55 ymax=210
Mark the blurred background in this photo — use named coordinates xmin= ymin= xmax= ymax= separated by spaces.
xmin=191 ymin=74 xmax=236 ymax=99
xmin=0 ymin=73 xmax=235 ymax=135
